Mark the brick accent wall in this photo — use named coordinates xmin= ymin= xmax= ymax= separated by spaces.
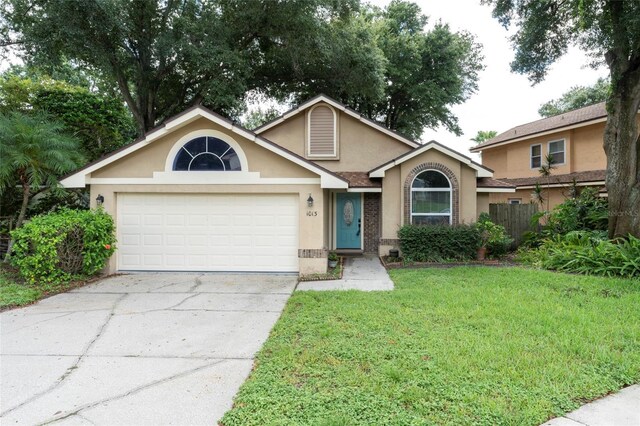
xmin=404 ymin=163 xmax=459 ymax=225
xmin=379 ymin=238 xmax=400 ymax=246
xmin=298 ymin=249 xmax=327 ymax=258
xmin=363 ymin=193 xmax=381 ymax=253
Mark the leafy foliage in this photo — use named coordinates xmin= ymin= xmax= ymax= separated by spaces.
xmin=242 ymin=106 xmax=283 ymax=130
xmin=519 ymin=231 xmax=640 ymax=278
xmin=545 ymin=187 xmax=609 ymax=235
xmin=474 ymin=213 xmax=513 ymax=258
xmin=0 ymin=71 xmax=136 ymax=161
xmin=398 ymin=224 xmax=481 ymax=262
xmin=538 ymin=77 xmax=610 ymax=117
xmin=2 ymin=0 xmax=383 ymax=135
xmin=10 ymin=209 xmax=116 ymax=284
xmin=470 ymin=130 xmax=497 ymax=144
xmin=0 ymin=112 xmax=85 ymax=239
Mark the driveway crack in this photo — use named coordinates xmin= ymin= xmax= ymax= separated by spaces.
xmin=37 ymin=359 xmax=226 ymax=425
xmin=0 ymin=293 xmax=128 ymax=417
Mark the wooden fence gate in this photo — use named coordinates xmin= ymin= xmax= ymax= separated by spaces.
xmin=489 ymin=203 xmax=538 ymax=247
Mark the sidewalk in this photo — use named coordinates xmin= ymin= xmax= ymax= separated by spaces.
xmin=297 ymin=255 xmax=393 ymax=291
xmin=542 ymin=385 xmax=640 ymax=426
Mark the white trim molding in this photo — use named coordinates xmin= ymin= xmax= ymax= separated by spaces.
xmin=88 ymin=172 xmax=321 ymax=186
xmin=370 ymin=141 xmax=493 ymax=178
xmin=477 ymin=187 xmax=517 ymax=193
xmin=516 ymin=180 xmax=605 ymax=190
xmin=347 ymin=188 xmax=382 ymax=193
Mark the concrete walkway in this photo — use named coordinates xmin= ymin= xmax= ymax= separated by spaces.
xmin=542 ymin=385 xmax=640 ymax=426
xmin=0 ymin=273 xmax=297 ymax=425
xmin=297 ymin=255 xmax=393 ymax=291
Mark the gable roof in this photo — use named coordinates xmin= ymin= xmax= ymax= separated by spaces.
xmin=470 ymin=102 xmax=608 ymax=152
xmin=253 ymin=94 xmax=420 ymax=149
xmin=369 ymin=140 xmax=493 ymax=178
xmin=60 ymin=105 xmax=349 ymax=189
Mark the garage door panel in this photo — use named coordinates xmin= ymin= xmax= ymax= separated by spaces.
xmin=117 ymin=193 xmax=299 ymax=272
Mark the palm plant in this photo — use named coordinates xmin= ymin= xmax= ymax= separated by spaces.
xmin=0 ymin=112 xmax=84 ymax=259
xmin=538 ymin=153 xmax=556 ymax=212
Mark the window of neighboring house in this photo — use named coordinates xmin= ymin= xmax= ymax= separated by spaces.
xmin=530 ymin=144 xmax=542 ymax=168
xmin=508 ymin=198 xmax=522 ymax=205
xmin=411 ymin=170 xmax=452 ymax=225
xmin=173 ymin=136 xmax=241 ymax=171
xmin=548 ymin=139 xmax=565 ymax=165
xmin=308 ymin=105 xmax=336 ymax=157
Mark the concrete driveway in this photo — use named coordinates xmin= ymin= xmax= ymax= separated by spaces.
xmin=0 ymin=273 xmax=298 ymax=425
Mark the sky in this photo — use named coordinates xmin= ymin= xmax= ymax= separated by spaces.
xmin=368 ymin=0 xmax=608 ymax=159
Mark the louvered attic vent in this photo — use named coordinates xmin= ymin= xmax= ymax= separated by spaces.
xmin=308 ymin=105 xmax=336 ymax=156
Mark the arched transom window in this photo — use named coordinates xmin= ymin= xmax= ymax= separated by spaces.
xmin=173 ymin=136 xmax=241 ymax=171
xmin=411 ymin=170 xmax=452 ymax=225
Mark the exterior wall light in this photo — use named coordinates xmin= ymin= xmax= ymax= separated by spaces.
xmin=96 ymin=194 xmax=105 ymax=206
xmin=307 ymin=194 xmax=314 ymax=208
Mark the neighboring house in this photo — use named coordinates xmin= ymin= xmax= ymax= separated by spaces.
xmin=470 ymin=102 xmax=640 ymax=208
xmin=61 ymin=95 xmax=513 ymax=275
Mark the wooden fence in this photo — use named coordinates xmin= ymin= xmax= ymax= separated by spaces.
xmin=489 ymin=203 xmax=539 ymax=247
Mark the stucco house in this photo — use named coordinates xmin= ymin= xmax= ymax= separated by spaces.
xmin=470 ymin=102 xmax=640 ymax=208
xmin=61 ymin=95 xmax=513 ymax=275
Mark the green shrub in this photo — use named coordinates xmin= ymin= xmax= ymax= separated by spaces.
xmin=518 ymin=231 xmax=640 ymax=278
xmin=544 ymin=187 xmax=608 ymax=235
xmin=10 ymin=208 xmax=116 ymax=284
xmin=474 ymin=213 xmax=514 ymax=258
xmin=398 ymin=224 xmax=480 ymax=262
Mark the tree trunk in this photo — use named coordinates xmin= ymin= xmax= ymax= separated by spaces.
xmin=4 ymin=181 xmax=30 ymax=261
xmin=604 ymin=92 xmax=640 ymax=238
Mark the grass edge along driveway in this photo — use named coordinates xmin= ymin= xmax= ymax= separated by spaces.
xmin=221 ymin=267 xmax=640 ymax=426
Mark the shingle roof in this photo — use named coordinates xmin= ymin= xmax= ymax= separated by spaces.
xmin=501 ymin=170 xmax=606 ymax=187
xmin=476 ymin=177 xmax=515 ymax=189
xmin=471 ymin=102 xmax=607 ymax=152
xmin=335 ymin=172 xmax=381 ymax=188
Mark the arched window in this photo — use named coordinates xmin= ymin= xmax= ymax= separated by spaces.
xmin=411 ymin=170 xmax=451 ymax=225
xmin=308 ymin=105 xmax=336 ymax=157
xmin=173 ymin=136 xmax=241 ymax=171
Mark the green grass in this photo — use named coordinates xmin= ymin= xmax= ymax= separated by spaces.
xmin=221 ymin=267 xmax=640 ymax=426
xmin=0 ymin=265 xmax=87 ymax=310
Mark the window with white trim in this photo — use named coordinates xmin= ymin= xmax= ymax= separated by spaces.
xmin=508 ymin=198 xmax=522 ymax=205
xmin=411 ymin=170 xmax=452 ymax=225
xmin=173 ymin=136 xmax=241 ymax=171
xmin=308 ymin=105 xmax=336 ymax=157
xmin=548 ymin=140 xmax=565 ymax=164
xmin=530 ymin=144 xmax=542 ymax=168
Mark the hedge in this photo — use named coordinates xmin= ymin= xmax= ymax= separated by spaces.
xmin=398 ymin=224 xmax=481 ymax=262
xmin=10 ymin=208 xmax=116 ymax=284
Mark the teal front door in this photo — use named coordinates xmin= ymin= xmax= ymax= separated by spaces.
xmin=336 ymin=193 xmax=361 ymax=249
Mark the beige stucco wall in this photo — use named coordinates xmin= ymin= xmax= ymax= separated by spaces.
xmin=489 ymin=187 xmax=568 ymax=209
xmin=479 ymin=121 xmax=628 ymax=179
xmin=259 ymin=102 xmax=412 ymax=172
xmin=93 ymin=117 xmax=317 ymax=179
xmin=477 ymin=193 xmax=490 ymax=216
xmin=91 ymin=184 xmax=326 ymax=275
xmin=378 ymin=149 xmax=480 ymax=255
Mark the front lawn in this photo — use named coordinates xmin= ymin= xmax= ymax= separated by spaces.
xmin=221 ymin=267 xmax=640 ymax=425
xmin=0 ymin=265 xmax=92 ymax=311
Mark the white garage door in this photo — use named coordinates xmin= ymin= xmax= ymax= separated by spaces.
xmin=117 ymin=193 xmax=299 ymax=272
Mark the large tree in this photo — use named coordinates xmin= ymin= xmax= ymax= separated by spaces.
xmin=1 ymin=0 xmax=384 ymax=136
xmin=485 ymin=0 xmax=640 ymax=238
xmin=283 ymin=0 xmax=484 ymax=139
xmin=538 ymin=77 xmax=610 ymax=117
